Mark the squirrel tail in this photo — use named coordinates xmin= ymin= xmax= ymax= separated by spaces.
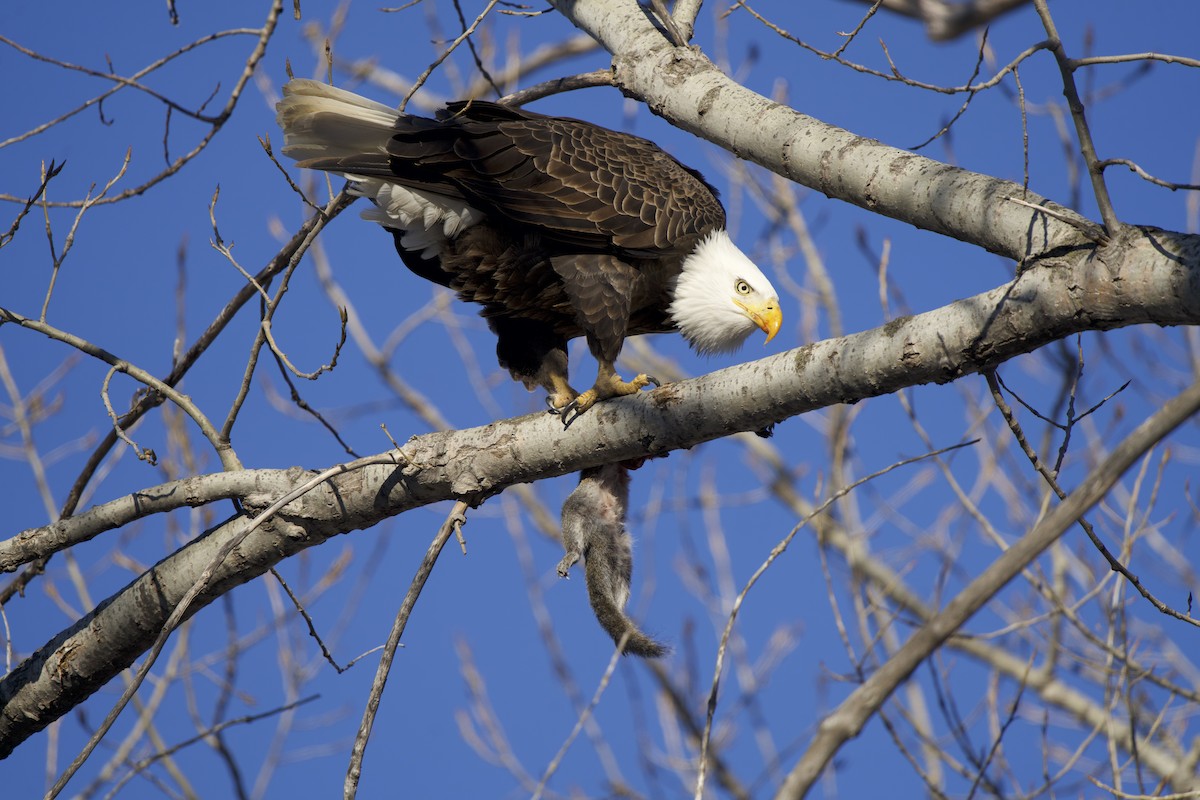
xmin=584 ymin=558 xmax=670 ymax=658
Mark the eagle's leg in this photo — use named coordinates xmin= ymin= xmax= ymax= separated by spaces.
xmin=548 ymin=254 xmax=660 ymax=424
xmin=489 ymin=315 xmax=576 ymax=408
xmin=561 ymin=361 xmax=661 ymax=420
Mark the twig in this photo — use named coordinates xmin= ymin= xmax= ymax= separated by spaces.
xmin=1031 ymin=0 xmax=1122 ymax=236
xmin=401 ymin=0 xmax=501 ymax=112
xmin=0 ymin=307 xmax=239 ymax=471
xmin=261 ymin=310 xmax=348 ymax=381
xmin=0 ymin=204 xmax=344 ymax=607
xmin=985 ymin=371 xmax=1199 ymax=628
xmin=271 ymin=567 xmax=381 ymax=673
xmin=729 ymin=1 xmax=1051 ymax=96
xmin=218 ymin=188 xmax=351 ymax=443
xmin=104 ymin=697 xmax=319 ymax=797
xmin=344 ymin=498 xmax=468 ymax=798
xmin=0 ymin=160 xmax=64 ymax=250
xmin=909 ymin=29 xmax=988 ymax=151
xmin=833 ymin=0 xmax=882 ymax=58
xmin=0 ymin=0 xmax=283 ymax=208
xmin=441 ymin=499 xmax=470 ymax=554
xmin=1074 ymin=51 xmax=1200 ymax=69
xmin=450 ymin=0 xmax=501 ymax=96
xmin=40 ymin=149 xmax=132 ymax=321
xmin=99 ymin=366 xmax=157 ymax=465
xmin=1005 ymin=195 xmax=1108 ymax=244
xmin=1097 ymin=158 xmax=1200 ymax=192
xmin=531 ymin=632 xmax=630 ymax=800
xmin=265 ymin=334 xmax=361 ymax=458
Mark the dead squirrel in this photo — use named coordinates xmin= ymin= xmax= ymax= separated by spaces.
xmin=557 ymin=461 xmax=669 ymax=657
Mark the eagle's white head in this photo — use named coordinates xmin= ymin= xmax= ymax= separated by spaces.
xmin=669 ymin=230 xmax=782 ymax=355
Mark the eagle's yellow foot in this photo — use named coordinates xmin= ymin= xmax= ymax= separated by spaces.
xmin=542 ymin=373 xmax=579 ymax=417
xmin=556 ymin=372 xmax=661 ymax=428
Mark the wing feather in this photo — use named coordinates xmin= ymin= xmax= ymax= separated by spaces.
xmin=390 ymin=102 xmax=726 ymax=255
xmin=288 ymin=93 xmax=726 ymax=257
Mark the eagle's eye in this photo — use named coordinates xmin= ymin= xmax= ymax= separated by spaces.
xmin=735 ymin=279 xmax=751 ymax=295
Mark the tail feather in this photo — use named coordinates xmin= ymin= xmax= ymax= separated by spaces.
xmin=276 ymin=79 xmax=400 ymax=163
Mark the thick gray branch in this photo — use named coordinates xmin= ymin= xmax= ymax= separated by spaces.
xmin=1 ymin=223 xmax=1197 ymax=755
xmin=551 ymin=0 xmax=1095 ymax=261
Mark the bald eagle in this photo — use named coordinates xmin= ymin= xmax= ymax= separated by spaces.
xmin=276 ymin=80 xmax=781 ymax=419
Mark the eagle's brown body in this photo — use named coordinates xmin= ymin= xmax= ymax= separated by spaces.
xmin=278 ymin=83 xmax=731 ymax=408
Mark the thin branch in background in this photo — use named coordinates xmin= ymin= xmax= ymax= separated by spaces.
xmin=310 ymin=235 xmax=453 ymax=431
xmin=401 ymin=0 xmax=501 ymax=112
xmin=451 ymin=0 xmax=502 ymax=95
xmin=453 ymin=639 xmax=540 ymax=792
xmin=1097 ymin=158 xmax=1200 ymax=192
xmin=909 ymin=29 xmax=989 ymax=150
xmin=964 ymin=666 xmax=1029 ymax=800
xmin=1031 ymin=0 xmax=1121 ymax=235
xmin=833 ymin=0 xmax=883 ymax=59
xmin=985 ymin=370 xmax=1199 ymax=628
xmin=500 ymin=487 xmax=634 ymax=790
xmin=0 ymin=308 xmax=238 ymax=471
xmin=0 ymin=159 xmax=65 ymax=250
xmin=0 ymin=346 xmax=66 ymax=523
xmin=530 ymin=633 xmax=629 ymax=800
xmin=205 ymin=595 xmax=249 ymax=800
xmin=105 ymin=697 xmax=320 ymax=797
xmin=271 ymin=566 xmax=381 ymax=673
xmin=0 ymin=0 xmax=284 ymax=208
xmin=344 ymin=499 xmax=469 ymax=799
xmin=326 ymin=29 xmax=598 ymax=106
xmin=695 ymin=440 xmax=978 ymax=799
xmin=39 ymin=149 xmax=131 ymax=321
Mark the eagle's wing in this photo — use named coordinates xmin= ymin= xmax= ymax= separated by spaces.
xmin=389 ymin=102 xmax=727 ymax=256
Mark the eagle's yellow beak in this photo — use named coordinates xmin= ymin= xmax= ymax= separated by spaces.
xmin=738 ymin=299 xmax=782 ymax=344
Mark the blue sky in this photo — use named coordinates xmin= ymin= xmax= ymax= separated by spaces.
xmin=3 ymin=1 xmax=1200 ymax=797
